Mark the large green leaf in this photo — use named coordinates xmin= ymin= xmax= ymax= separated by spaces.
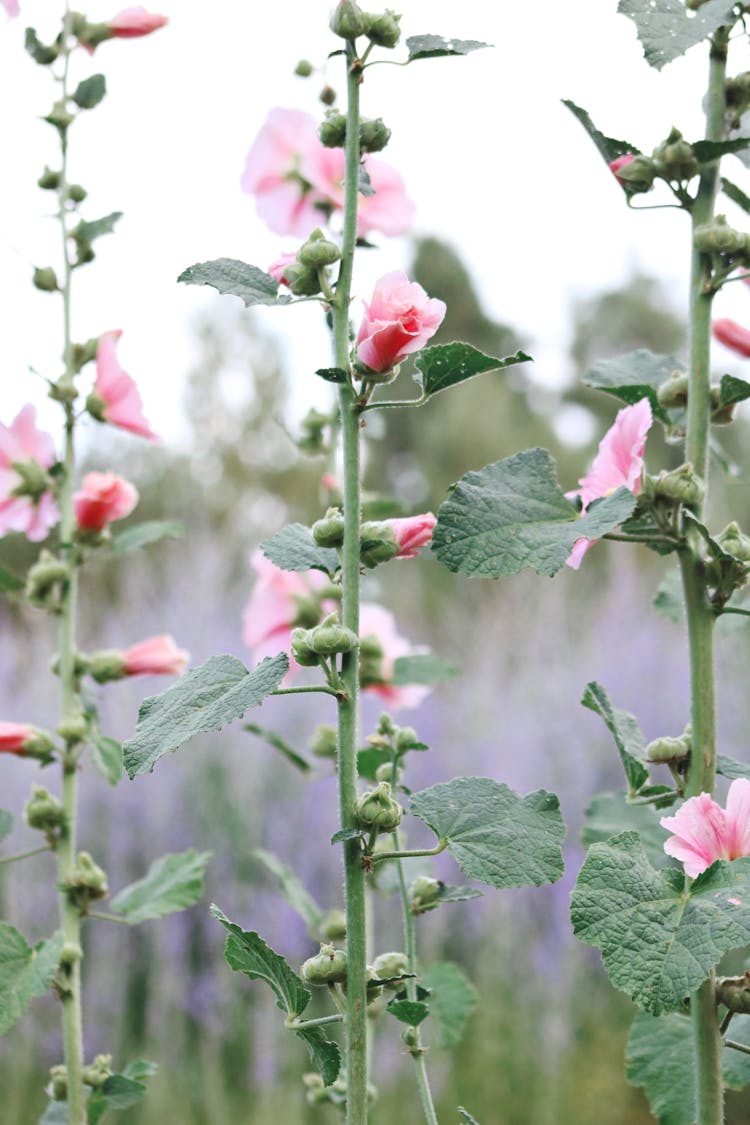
xmin=253 ymin=849 xmax=324 ymax=937
xmin=422 ymin=961 xmax=479 ymax=1048
xmin=582 ymin=792 xmax=669 ymax=869
xmin=110 ymin=849 xmax=211 ymax=924
xmin=111 ymin=520 xmax=183 ymax=556
xmin=0 ymin=810 xmax=12 ymax=844
xmin=391 ymin=653 xmax=458 ymax=686
xmin=584 ymin=349 xmax=684 ymax=423
xmin=409 ymin=777 xmax=565 ymax=889
xmin=617 ymin=0 xmax=736 ymax=71
xmin=295 ymin=1025 xmax=341 ymax=1086
xmin=259 ymin=524 xmax=340 ymax=575
xmin=432 ymin=448 xmax=636 ymax=578
xmin=562 ymin=99 xmax=641 ymax=166
xmin=123 ymin=652 xmax=288 ymax=777
xmin=178 ymin=258 xmax=292 ymax=307
xmin=571 ymin=832 xmax=750 ymax=1014
xmin=405 ymin=35 xmax=491 ymax=61
xmin=581 ymin=682 xmax=649 ymax=794
xmin=210 ymin=905 xmax=310 ymax=1017
xmin=412 ymin=343 xmax=531 ymax=399
xmin=0 ymin=926 xmax=63 ymax=1034
xmin=693 ymin=138 xmax=750 ymax=163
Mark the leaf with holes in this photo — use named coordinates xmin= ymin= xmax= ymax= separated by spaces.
xmin=406 ymin=34 xmax=491 ymax=61
xmin=260 ymin=524 xmax=340 ymax=575
xmin=617 ymin=0 xmax=736 ymax=71
xmin=211 ymin=905 xmax=309 ymax=1017
xmin=178 ymin=258 xmax=292 ymax=307
xmin=413 ymin=343 xmax=531 ymax=399
xmin=562 ymin=99 xmax=641 ymax=166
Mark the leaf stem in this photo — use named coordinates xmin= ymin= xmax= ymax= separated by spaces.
xmin=86 ymin=911 xmax=128 ymax=925
xmin=360 ymin=395 xmax=427 ymax=413
xmin=602 ymin=532 xmax=681 ymax=546
xmin=0 ymin=845 xmax=51 ymax=866
xmin=370 ymin=841 xmax=447 ymax=864
xmin=723 ymin=1038 xmax=750 ymax=1056
xmin=287 ymin=1013 xmax=344 ymax=1030
xmin=270 ymin=686 xmax=341 ymax=698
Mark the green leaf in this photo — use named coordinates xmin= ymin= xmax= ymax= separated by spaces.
xmin=413 ymin=343 xmax=531 ymax=399
xmin=92 ymin=735 xmax=123 ymax=787
xmin=434 ymin=884 xmax=483 ymax=906
xmin=718 ymin=373 xmax=750 ymax=408
xmin=88 ymin=1075 xmax=148 ymax=1123
xmin=76 ymin=212 xmax=123 ymax=244
xmin=253 ymin=849 xmax=324 ymax=937
xmin=295 ymin=1025 xmax=341 ymax=1086
xmin=259 ymin=524 xmax=340 ymax=575
xmin=245 ymin=723 xmax=311 ymax=773
xmin=682 ymin=511 xmax=735 ymax=564
xmin=584 ymin=349 xmax=684 ymax=423
xmin=73 ymin=74 xmax=106 ymax=109
xmin=582 ymin=792 xmax=669 ymax=869
xmin=405 ymin=34 xmax=491 ymax=61
xmin=571 ymin=833 xmax=750 ymax=1014
xmin=581 ymin=682 xmax=649 ymax=794
xmin=722 ymin=176 xmax=750 ymax=215
xmin=121 ymin=1059 xmax=158 ymax=1083
xmin=330 ymin=828 xmax=365 ymax=845
xmin=717 ymin=754 xmax=750 ymax=781
xmin=409 ymin=777 xmax=565 ymax=889
xmin=458 ymin=1109 xmax=482 ymax=1125
xmin=177 ymin=258 xmax=292 ymax=307
xmin=693 ymin=138 xmax=750 ymax=163
xmin=387 ymin=998 xmax=429 ymax=1026
xmin=315 ymin=367 xmax=348 ymax=384
xmin=0 ymin=564 xmax=24 ymax=593
xmin=111 ymin=520 xmax=183 ymax=556
xmin=562 ymin=99 xmax=641 ymax=165
xmin=357 ymin=164 xmax=375 ymax=197
xmin=432 ymin=448 xmax=636 ymax=578
xmin=210 ymin=904 xmax=310 ymax=1017
xmin=391 ymin=653 xmax=458 ymax=686
xmin=123 ymin=652 xmax=288 ymax=777
xmin=0 ymin=926 xmax=63 ymax=1034
xmin=422 ymin=961 xmax=479 ymax=1048
xmin=617 ymin=0 xmax=736 ymax=71
xmin=110 ymin=849 xmax=211 ymax=924
xmin=357 ymin=747 xmax=390 ymax=781
xmin=0 ymin=810 xmax=13 ymax=844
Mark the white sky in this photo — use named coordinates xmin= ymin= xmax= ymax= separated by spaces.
xmin=2 ymin=0 xmax=750 ymax=446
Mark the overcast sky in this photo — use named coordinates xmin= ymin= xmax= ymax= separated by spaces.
xmin=2 ymin=0 xmax=750 ymax=446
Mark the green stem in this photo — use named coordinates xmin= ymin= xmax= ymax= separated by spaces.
xmin=0 ymin=845 xmax=51 ymax=865
xmin=333 ymin=40 xmax=368 ymax=1125
xmin=270 ymin=686 xmax=340 ymax=698
xmin=86 ymin=912 xmax=128 ymax=925
xmin=287 ymin=1014 xmax=344 ymax=1030
xmin=723 ymin=1039 xmax=750 ymax=1057
xmin=370 ymin=841 xmax=447 ymax=864
xmin=360 ymin=396 xmax=427 ymax=413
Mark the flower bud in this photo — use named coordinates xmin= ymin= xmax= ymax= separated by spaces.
xmin=652 ymin=127 xmax=698 ymax=182
xmin=67 ymin=850 xmax=109 ymax=905
xmin=359 ymin=521 xmax=399 ymax=568
xmin=330 ymin=0 xmax=369 ymax=40
xmin=59 ymin=941 xmax=82 ymax=967
xmin=319 ymin=85 xmax=337 ymax=106
xmin=409 ymin=875 xmax=441 ymax=910
xmin=354 ymin=781 xmax=403 ymax=832
xmin=312 ymin=508 xmax=345 ymax=548
xmin=309 ymin=723 xmax=338 ymax=759
xmin=715 ymin=522 xmax=750 ymax=563
xmin=295 ymin=59 xmax=314 ymax=77
xmin=49 ymin=1065 xmax=68 ymax=1101
xmin=395 ymin=726 xmax=420 ymax=753
xmin=283 ymin=260 xmax=321 ymax=297
xmin=657 ymin=373 xmax=689 ymax=410
xmin=359 ymin=117 xmax=391 ymax=154
xmin=319 ymin=110 xmax=347 ymax=147
xmin=37 ymin=166 xmax=60 ymax=190
xmin=402 ymin=1026 xmax=420 ymax=1050
xmin=364 ymin=8 xmax=402 ymax=48
xmin=67 ymin=184 xmax=87 ymax=204
xmin=375 ymin=761 xmax=400 ymax=784
xmin=87 ymin=649 xmax=127 ymax=684
xmin=319 ymin=908 xmax=347 ymax=941
xmin=609 ymin=153 xmax=655 ymax=194
xmin=56 ymin=714 xmax=89 ymax=745
xmin=298 ymin=229 xmax=342 ymax=269
xmin=372 ymin=950 xmax=408 ymax=988
xmin=291 ymin=628 xmax=321 ymax=667
xmin=645 ymin=735 xmax=690 ymax=764
xmin=652 ymin=463 xmax=706 ymax=507
xmin=25 ymin=553 xmax=70 ymax=611
xmin=309 ymin=613 xmax=359 ymax=656
xmin=82 ymin=1054 xmax=112 ymax=1089
xmin=24 ymin=785 xmax=65 ymax=834
xmin=301 ymin=943 xmax=348 ymax=984
xmin=694 ymin=216 xmax=749 ymax=255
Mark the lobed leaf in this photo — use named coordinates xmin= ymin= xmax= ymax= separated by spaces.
xmin=0 ymin=926 xmax=63 ymax=1035
xmin=581 ymin=682 xmax=649 ymax=795
xmin=295 ymin=1025 xmax=341 ymax=1086
xmin=422 ymin=961 xmax=479 ymax=1048
xmin=260 ymin=523 xmax=340 ymax=575
xmin=253 ymin=849 xmax=324 ymax=937
xmin=178 ymin=258 xmax=292 ymax=307
xmin=582 ymin=792 xmax=669 ymax=870
xmin=210 ymin=905 xmax=310 ymax=1017
xmin=405 ymin=34 xmax=491 ymax=61
xmin=584 ymin=349 xmax=684 ymax=423
xmin=617 ymin=0 xmax=736 ymax=71
xmin=87 ymin=1074 xmax=148 ymax=1123
xmin=76 ymin=212 xmax=122 ymax=244
xmin=413 ymin=343 xmax=531 ymax=399
xmin=110 ymin=849 xmax=211 ymax=924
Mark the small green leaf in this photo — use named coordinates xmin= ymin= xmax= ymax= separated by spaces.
xmin=92 ymin=736 xmax=123 ymax=787
xmin=422 ymin=961 xmax=479 ymax=1048
xmin=432 ymin=448 xmax=636 ymax=579
xmin=718 ymin=373 xmax=750 ymax=408
xmin=693 ymin=138 xmax=750 ymax=163
xmin=111 ymin=849 xmax=211 ymax=924
xmin=24 ymin=28 xmax=57 ymax=65
xmin=111 ymin=520 xmax=184 ymax=556
xmin=584 ymin=349 xmax=684 ymax=422
xmin=245 ymin=723 xmax=311 ymax=773
xmin=76 ymin=212 xmax=123 ymax=243
xmin=121 ymin=1059 xmax=158 ymax=1083
xmin=581 ymin=682 xmax=649 ymax=794
xmin=434 ymin=884 xmax=483 ymax=906
xmin=387 ymin=998 xmax=429 ymax=1025
xmin=617 ymin=0 xmax=736 ymax=71
xmin=123 ymin=652 xmax=288 ymax=777
xmin=0 ymin=926 xmax=63 ymax=1034
xmin=0 ymin=564 xmax=24 ymax=594
xmin=413 ymin=343 xmax=531 ymax=399
xmin=683 ymin=511 xmax=735 ymax=564
xmin=562 ymin=99 xmax=641 ymax=166
xmin=178 ymin=258 xmax=292 ymax=307
xmin=405 ymin=34 xmax=491 ymax=61
xmin=315 ymin=367 xmax=348 ymax=384
xmin=72 ymin=74 xmax=106 ymax=109
xmin=391 ymin=653 xmax=457 ymax=686
xmin=253 ymin=849 xmax=324 ymax=937
xmin=357 ymin=747 xmax=391 ymax=781
xmin=88 ymin=1074 xmax=148 ymax=1122
xmin=210 ymin=904 xmax=310 ymax=1017
xmin=0 ymin=811 xmax=13 ymax=844
xmin=458 ymin=1108 xmax=482 ymax=1124
xmin=295 ymin=1025 xmax=341 ymax=1086
xmin=722 ymin=176 xmax=750 ymax=215
xmin=717 ymin=754 xmax=750 ymax=781
xmin=409 ymin=777 xmax=565 ymax=889
xmin=582 ymin=792 xmax=669 ymax=869
xmin=260 ymin=524 xmax=340 ymax=575
xmin=571 ymin=833 xmax=750 ymax=1014
xmin=330 ymin=828 xmax=364 ymax=845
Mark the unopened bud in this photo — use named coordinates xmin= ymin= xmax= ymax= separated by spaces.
xmin=82 ymin=1054 xmax=112 ymax=1089
xmin=67 ymin=183 xmax=87 ymax=204
xmin=657 ymin=372 xmax=689 ymax=409
xmin=67 ymin=850 xmax=109 ymax=904
xmin=652 ymin=463 xmax=706 ymax=507
xmin=12 ymin=458 xmax=52 ymax=502
xmin=298 ymin=228 xmax=342 ymax=269
xmin=291 ymin=628 xmax=321 ymax=667
xmin=298 ymin=407 xmax=330 ymax=454
xmin=295 ymin=59 xmax=314 ymax=77
xmin=56 ymin=714 xmax=89 ymax=745
xmin=360 ymin=521 xmax=399 ymax=568
xmin=44 ymin=100 xmax=75 ymax=131
xmin=359 ymin=117 xmax=391 ymax=154
xmin=312 ymin=508 xmax=345 ymax=548
xmin=717 ymin=973 xmax=750 ymax=1014
xmin=375 ymin=761 xmax=400 ymax=784
xmin=283 ymin=260 xmax=321 ymax=297
xmin=402 ymin=1026 xmax=420 ymax=1050
xmin=319 ymin=110 xmax=347 ymax=148
xmin=49 ymin=1065 xmax=68 ymax=1101
xmin=395 ymin=726 xmax=420 ymax=753
xmin=37 ymin=166 xmax=60 ymax=190
xmin=301 ymin=943 xmax=348 ymax=984
xmin=330 ymin=0 xmax=369 ymax=40
xmin=309 ymin=613 xmax=359 ymax=656
xmin=309 ymin=723 xmax=338 ymax=759
xmin=86 ymin=390 xmax=107 ymax=421
xmin=25 ymin=553 xmax=70 ymax=611
xmin=652 ymin=127 xmax=698 ymax=182
xmin=372 ymin=950 xmax=408 ymax=988
xmin=694 ymin=216 xmax=749 ymax=255
xmin=409 ymin=875 xmax=441 ymax=910
xmin=354 ymin=781 xmax=403 ymax=832
xmin=291 ymin=592 xmax=323 ymax=630
xmin=319 ymin=908 xmax=347 ymax=941
xmin=716 ymin=522 xmax=750 ymax=562
xmin=645 ymin=735 xmax=690 ymax=764
xmin=59 ymin=940 xmax=82 ymax=967
xmin=87 ymin=649 xmax=127 ymax=684
xmin=364 ymin=8 xmax=402 ymax=48
xmin=609 ymin=153 xmax=655 ymax=194
xmin=319 ymin=85 xmax=337 ymax=106
xmin=24 ymin=785 xmax=65 ymax=834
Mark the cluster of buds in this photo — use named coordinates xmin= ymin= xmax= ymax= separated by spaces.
xmin=354 ymin=780 xmax=403 ymax=832
xmin=268 ymin=228 xmax=341 ymax=298
xmin=318 ymin=109 xmax=391 ymax=154
xmin=694 ymin=216 xmax=750 ymax=279
xmin=409 ymin=875 xmax=443 ymax=913
xmin=297 ymin=408 xmax=333 ymax=455
xmin=645 ymin=729 xmax=691 ymax=766
xmin=48 ymin=1054 xmax=113 ymax=1102
xmin=609 ymin=129 xmax=699 ymax=196
xmin=65 ymin=850 xmax=109 ymax=911
xmin=707 ymin=521 xmax=750 ymax=606
xmin=649 ymin=463 xmax=706 ymax=509
xmin=330 ymin=1 xmax=401 ymax=49
xmin=291 ymin=613 xmax=359 ymax=666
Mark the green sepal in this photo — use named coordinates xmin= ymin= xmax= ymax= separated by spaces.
xmin=178 ymin=258 xmax=292 ymax=307
xmin=110 ymin=849 xmax=211 ymax=924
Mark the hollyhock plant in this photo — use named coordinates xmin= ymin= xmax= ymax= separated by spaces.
xmin=355 ymin=271 xmax=446 ymax=374
xmin=609 ymin=154 xmax=637 ymax=183
xmin=0 ymin=722 xmax=34 ymax=755
xmin=89 ymin=330 xmax=159 ymax=441
xmin=243 ymin=549 xmax=331 ymax=673
xmin=1 ymin=0 xmax=19 ymax=18
xmin=108 ymin=6 xmax=168 ymax=37
xmin=661 ymin=779 xmax=750 ymax=877
xmin=123 ymin=635 xmax=189 ymax=676
xmin=712 ymin=317 xmax=750 ymax=358
xmin=73 ymin=471 xmax=138 ymax=533
xmin=359 ymin=602 xmax=431 ymax=711
xmin=565 ymin=397 xmax=653 ymax=569
xmin=388 ymin=513 xmax=437 ymax=558
xmin=301 ymin=146 xmax=415 ymax=238
xmin=267 ymin=252 xmax=297 ymax=287
xmin=0 ymin=405 xmax=59 ymax=542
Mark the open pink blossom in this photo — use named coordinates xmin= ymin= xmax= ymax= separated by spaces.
xmin=661 ymin=779 xmax=750 ymax=877
xmin=73 ymin=471 xmax=138 ymax=533
xmin=241 ymin=108 xmax=330 ymax=238
xmin=356 ymin=271 xmax=446 ymax=374
xmin=0 ymin=722 xmax=34 ymax=755
xmin=359 ymin=603 xmax=430 ymax=712
xmin=243 ymin=550 xmax=331 ymax=678
xmin=1 ymin=0 xmax=20 ymax=18
xmin=565 ymin=397 xmax=653 ymax=570
xmin=91 ymin=330 xmax=159 ymax=441
xmin=301 ymin=147 xmax=414 ymax=238
xmin=713 ymin=318 xmax=750 ymax=358
xmin=108 ymin=7 xmax=167 ymax=37
xmin=0 ymin=405 xmax=59 ymax=542
xmin=387 ymin=513 xmax=437 ymax=558
xmin=267 ymin=252 xmax=298 ymax=287
xmin=123 ymin=635 xmax=188 ymax=676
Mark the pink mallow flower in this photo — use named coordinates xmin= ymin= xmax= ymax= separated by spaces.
xmin=90 ymin=331 xmax=159 ymax=441
xmin=243 ymin=550 xmax=330 ymax=678
xmin=267 ymin=252 xmax=298 ymax=287
xmin=73 ymin=471 xmax=138 ymax=533
xmin=0 ymin=722 xmax=34 ymax=755
xmin=565 ymin=398 xmax=653 ymax=570
xmin=388 ymin=513 xmax=437 ymax=558
xmin=359 ymin=603 xmax=430 ymax=712
xmin=1 ymin=0 xmax=20 ymax=18
xmin=122 ymin=635 xmax=189 ymax=676
xmin=661 ymin=779 xmax=750 ymax=877
xmin=0 ymin=405 xmax=59 ymax=542
xmin=355 ymin=271 xmax=446 ymax=374
xmin=108 ymin=7 xmax=168 ymax=37
xmin=301 ymin=147 xmax=415 ymax=238
xmin=713 ymin=318 xmax=750 ymax=358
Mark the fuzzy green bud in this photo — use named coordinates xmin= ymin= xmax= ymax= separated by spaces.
xmin=319 ymin=110 xmax=347 ymax=147
xmin=319 ymin=908 xmax=347 ymax=941
xmin=67 ymin=850 xmax=109 ymax=905
xmin=645 ymin=734 xmax=690 ymax=764
xmin=50 ymin=1065 xmax=68 ymax=1101
xmin=354 ymin=781 xmax=403 ymax=832
xmin=652 ymin=463 xmax=706 ymax=507
xmin=85 ymin=390 xmax=107 ymax=421
xmin=330 ymin=0 xmax=369 ymax=39
xmin=283 ymin=260 xmax=321 ymax=297
xmin=613 ymin=154 xmax=656 ymax=194
xmin=401 ymin=1026 xmax=420 ymax=1050
xmin=12 ymin=458 xmax=52 ymax=502
xmin=694 ymin=216 xmax=749 ymax=255
xmin=715 ymin=521 xmax=750 ymax=563
xmin=37 ymin=166 xmax=60 ymax=190
xmin=88 ymin=649 xmax=127 ymax=684
xmin=82 ymin=1054 xmax=112 ymax=1089
xmin=359 ymin=521 xmax=399 ymax=568
xmin=295 ymin=59 xmax=314 ymax=77
xmin=298 ymin=407 xmax=330 ymax=454
xmin=59 ymin=940 xmax=82 ymax=968
xmin=312 ymin=508 xmax=345 ymax=548
xmin=359 ymin=117 xmax=391 ymax=154
xmin=395 ymin=726 xmax=420 ymax=753
xmin=25 ymin=552 xmax=70 ymax=611
xmin=290 ymin=628 xmax=321 ymax=667
xmin=22 ymin=730 xmax=56 ymax=760
xmin=652 ymin=127 xmax=698 ymax=182
xmin=372 ymin=950 xmax=408 ymax=989
xmin=657 ymin=372 xmax=689 ymax=409
xmin=24 ymin=785 xmax=65 ymax=834
xmin=360 ymin=635 xmax=386 ymax=687
xmin=319 ymin=85 xmax=337 ymax=106
xmin=298 ymin=229 xmax=342 ymax=269
xmin=308 ymin=613 xmax=359 ymax=656
xmin=67 ymin=183 xmax=87 ymax=204
xmin=409 ymin=875 xmax=442 ymax=910
xmin=301 ymin=943 xmax=348 ymax=984
xmin=309 ymin=723 xmax=338 ymax=759
xmin=364 ymin=8 xmax=402 ymax=48
xmin=375 ymin=761 xmax=400 ymax=784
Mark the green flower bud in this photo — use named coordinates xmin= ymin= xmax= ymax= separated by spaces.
xmin=359 ymin=521 xmax=399 ymax=568
xmin=298 ymin=229 xmax=342 ymax=269
xmin=24 ymin=785 xmax=65 ymax=834
xmin=49 ymin=1064 xmax=68 ymax=1101
xmin=330 ymin=0 xmax=369 ymax=40
xmin=87 ymin=649 xmax=127 ymax=684
xmin=67 ymin=183 xmax=87 ymax=204
xmin=37 ymin=166 xmax=60 ymax=190
xmin=312 ymin=508 xmax=345 ymax=548
xmin=291 ymin=592 xmax=323 ymax=630
xmin=319 ymin=908 xmax=347 ymax=941
xmin=56 ymin=714 xmax=89 ymax=745
xmin=612 ymin=154 xmax=656 ymax=194
xmin=645 ymin=735 xmax=690 ymax=763
xmin=319 ymin=110 xmax=347 ymax=147
xmin=301 ymin=943 xmax=348 ymax=984
xmin=359 ymin=117 xmax=391 ymax=154
xmin=283 ymin=260 xmax=321 ymax=297
xmin=652 ymin=127 xmax=698 ymax=182
xmin=297 ymin=407 xmax=330 ymax=454
xmin=376 ymin=713 xmax=395 ymax=737
xmin=12 ymin=457 xmax=52 ymax=501
xmin=360 ymin=635 xmax=386 ymax=687
xmin=716 ymin=522 xmax=750 ymax=562
xmin=653 ymin=463 xmax=706 ymax=507
xmin=319 ymin=85 xmax=337 ymax=107
xmin=25 ymin=553 xmax=70 ymax=612
xmin=309 ymin=613 xmax=359 ymax=656
xmin=354 ymin=781 xmax=403 ymax=832
xmin=395 ymin=726 xmax=420 ymax=753
xmin=372 ymin=950 xmax=408 ymax=989
xmin=409 ymin=875 xmax=442 ymax=910
xmin=67 ymin=850 xmax=109 ymax=905
xmin=401 ymin=1026 xmax=420 ymax=1050
xmin=44 ymin=100 xmax=75 ymax=132
xmin=364 ymin=8 xmax=402 ymax=48
xmin=295 ymin=59 xmax=314 ymax=77
xmin=86 ymin=390 xmax=107 ymax=421
xmin=375 ymin=761 xmax=400 ymax=784
xmin=291 ymin=628 xmax=321 ymax=667
xmin=82 ymin=1054 xmax=112 ymax=1089
xmin=59 ymin=940 xmax=82 ymax=967
xmin=694 ymin=216 xmax=749 ymax=255
xmin=22 ymin=730 xmax=56 ymax=760
xmin=716 ymin=973 xmax=750 ymax=1015
xmin=309 ymin=723 xmax=338 ymax=759
xmin=657 ymin=372 xmax=689 ymax=409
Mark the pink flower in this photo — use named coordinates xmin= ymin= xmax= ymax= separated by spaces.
xmin=661 ymin=779 xmax=750 ymax=877
xmin=73 ymin=471 xmax=138 ymax=533
xmin=267 ymin=252 xmax=298 ymax=287
xmin=355 ymin=271 xmax=446 ymax=373
xmin=359 ymin=603 xmax=430 ymax=712
xmin=91 ymin=331 xmax=159 ymax=441
xmin=243 ymin=550 xmax=331 ymax=678
xmin=609 ymin=154 xmax=636 ymax=184
xmin=713 ymin=318 xmax=750 ymax=358
xmin=0 ymin=722 xmax=34 ymax=755
xmin=565 ymin=398 xmax=653 ymax=570
xmin=108 ymin=7 xmax=168 ymax=37
xmin=1 ymin=0 xmax=19 ymax=18
xmin=122 ymin=635 xmax=188 ymax=676
xmin=301 ymin=147 xmax=414 ymax=238
xmin=0 ymin=405 xmax=59 ymax=542
xmin=387 ymin=513 xmax=437 ymax=558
